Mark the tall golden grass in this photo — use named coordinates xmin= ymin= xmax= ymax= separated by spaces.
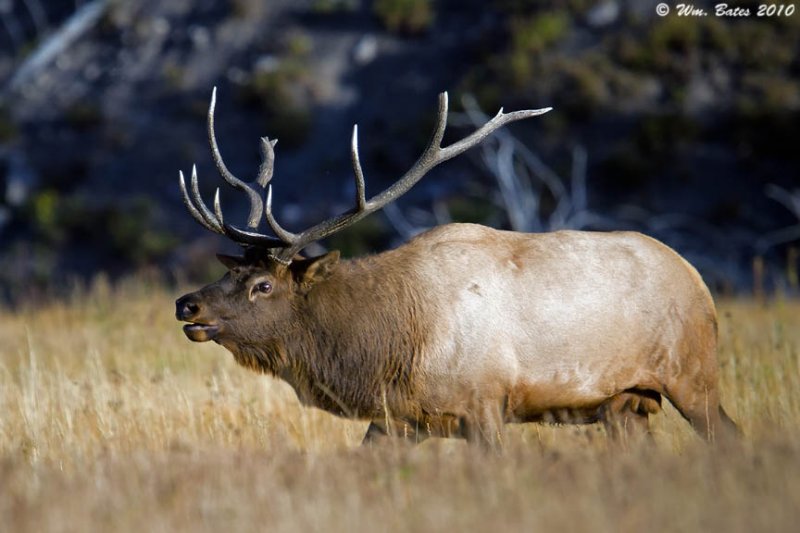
xmin=1 ymin=278 xmax=799 ymax=531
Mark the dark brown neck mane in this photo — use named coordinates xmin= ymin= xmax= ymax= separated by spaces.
xmin=222 ymin=254 xmax=429 ymax=419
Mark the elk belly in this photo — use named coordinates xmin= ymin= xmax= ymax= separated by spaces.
xmin=507 ymin=367 xmax=617 ymax=422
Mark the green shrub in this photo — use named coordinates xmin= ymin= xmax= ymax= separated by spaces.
xmin=25 ymin=191 xmax=178 ymax=265
xmin=162 ymin=63 xmax=186 ymax=89
xmin=105 ymin=197 xmax=178 ymax=265
xmin=702 ymin=18 xmax=735 ymax=57
xmin=230 ymin=0 xmax=265 ymax=18
xmin=558 ymin=58 xmax=609 ymax=118
xmin=374 ymin=0 xmax=434 ymax=35
xmin=734 ymin=21 xmax=795 ymax=72
xmin=508 ymin=11 xmax=570 ymax=86
xmin=243 ymin=64 xmax=313 ymax=148
xmin=311 ymin=0 xmax=358 ymax=13
xmin=0 ymin=104 xmax=17 ymax=142
xmin=240 ymin=30 xmax=316 ymax=148
xmin=31 ymin=190 xmax=65 ymax=242
xmin=741 ymin=75 xmax=800 ymax=112
xmin=649 ymin=16 xmax=701 ymax=54
xmin=512 ymin=11 xmax=570 ymax=54
xmin=260 ymin=105 xmax=312 ymax=148
xmin=286 ymin=32 xmax=313 ymax=58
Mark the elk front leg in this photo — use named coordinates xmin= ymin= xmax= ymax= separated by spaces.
xmin=360 ymin=420 xmax=430 ymax=446
xmin=460 ymin=400 xmax=506 ymax=451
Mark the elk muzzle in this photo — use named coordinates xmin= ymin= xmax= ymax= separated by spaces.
xmin=175 ymin=294 xmax=220 ymax=342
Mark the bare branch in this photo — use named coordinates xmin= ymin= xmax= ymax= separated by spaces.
xmin=5 ymin=0 xmax=110 ymax=94
xmin=570 ymin=145 xmax=588 ymax=214
xmin=766 ymin=184 xmax=800 ymax=218
xmin=0 ymin=12 xmax=23 ymax=54
xmin=382 ymin=203 xmax=419 ymax=240
xmin=21 ymin=0 xmax=48 ymax=36
xmin=758 ymin=184 xmax=800 ymax=252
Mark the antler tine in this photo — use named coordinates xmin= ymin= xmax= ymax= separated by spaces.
xmin=190 ymin=165 xmax=225 ymax=232
xmin=179 ymin=88 xmax=287 ymax=249
xmin=274 ymin=92 xmax=552 ymax=262
xmin=438 ymin=105 xmax=552 ymax=164
xmin=351 ymin=125 xmax=367 ymax=210
xmin=207 ymin=86 xmax=264 ymax=229
xmin=178 ymin=165 xmax=225 ymax=233
xmin=256 ymin=138 xmax=278 ymax=188
xmin=364 ymin=91 xmax=450 ymax=210
xmin=213 ymin=188 xmax=224 ymax=225
xmin=180 ymin=164 xmax=286 ymax=248
xmin=222 ymin=223 xmax=287 ymax=248
xmin=264 ymin=185 xmax=298 ymax=244
xmin=179 ymin=168 xmax=221 ymax=233
xmin=428 ymin=91 xmax=449 ymax=154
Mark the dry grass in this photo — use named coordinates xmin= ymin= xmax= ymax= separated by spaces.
xmin=1 ymin=278 xmax=799 ymax=532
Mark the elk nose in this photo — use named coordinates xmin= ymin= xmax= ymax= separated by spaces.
xmin=175 ymin=296 xmax=201 ymax=321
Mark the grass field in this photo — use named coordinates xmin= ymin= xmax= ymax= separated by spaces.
xmin=1 ymin=278 xmax=799 ymax=532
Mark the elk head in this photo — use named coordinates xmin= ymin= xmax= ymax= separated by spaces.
xmin=175 ymin=248 xmax=339 ymax=345
xmin=175 ymin=88 xmax=550 ymax=345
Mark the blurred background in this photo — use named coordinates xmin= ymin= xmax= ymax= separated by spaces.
xmin=0 ymin=0 xmax=798 ymax=302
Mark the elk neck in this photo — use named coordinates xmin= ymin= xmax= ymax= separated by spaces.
xmin=249 ymin=253 xmax=432 ymax=419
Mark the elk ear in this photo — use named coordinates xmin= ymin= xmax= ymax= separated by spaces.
xmin=216 ymin=254 xmax=246 ymax=271
xmin=292 ymin=251 xmax=340 ymax=286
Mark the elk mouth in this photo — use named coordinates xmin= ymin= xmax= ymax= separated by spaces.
xmin=183 ymin=322 xmax=220 ymax=342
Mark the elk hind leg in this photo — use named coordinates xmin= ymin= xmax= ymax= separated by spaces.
xmin=662 ymin=308 xmax=741 ymax=443
xmin=663 ymin=384 xmax=740 ymax=443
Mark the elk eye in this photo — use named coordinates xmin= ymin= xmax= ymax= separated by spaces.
xmin=253 ymin=281 xmax=272 ymax=295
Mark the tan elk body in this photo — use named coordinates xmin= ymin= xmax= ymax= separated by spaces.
xmin=176 ymin=90 xmax=738 ymax=447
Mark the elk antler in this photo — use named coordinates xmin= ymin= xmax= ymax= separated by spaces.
xmin=180 ymin=88 xmax=552 ymax=264
xmin=179 ymin=87 xmax=285 ymax=249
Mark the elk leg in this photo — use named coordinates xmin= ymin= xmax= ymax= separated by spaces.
xmin=361 ymin=422 xmax=389 ymax=446
xmin=664 ymin=384 xmax=739 ymax=443
xmin=662 ymin=312 xmax=741 ymax=443
xmin=360 ymin=420 xmax=430 ymax=446
xmin=460 ymin=400 xmax=506 ymax=451
xmin=599 ymin=391 xmax=660 ymax=446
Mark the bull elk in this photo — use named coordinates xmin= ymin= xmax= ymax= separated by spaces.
xmin=175 ymin=88 xmax=739 ymax=448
